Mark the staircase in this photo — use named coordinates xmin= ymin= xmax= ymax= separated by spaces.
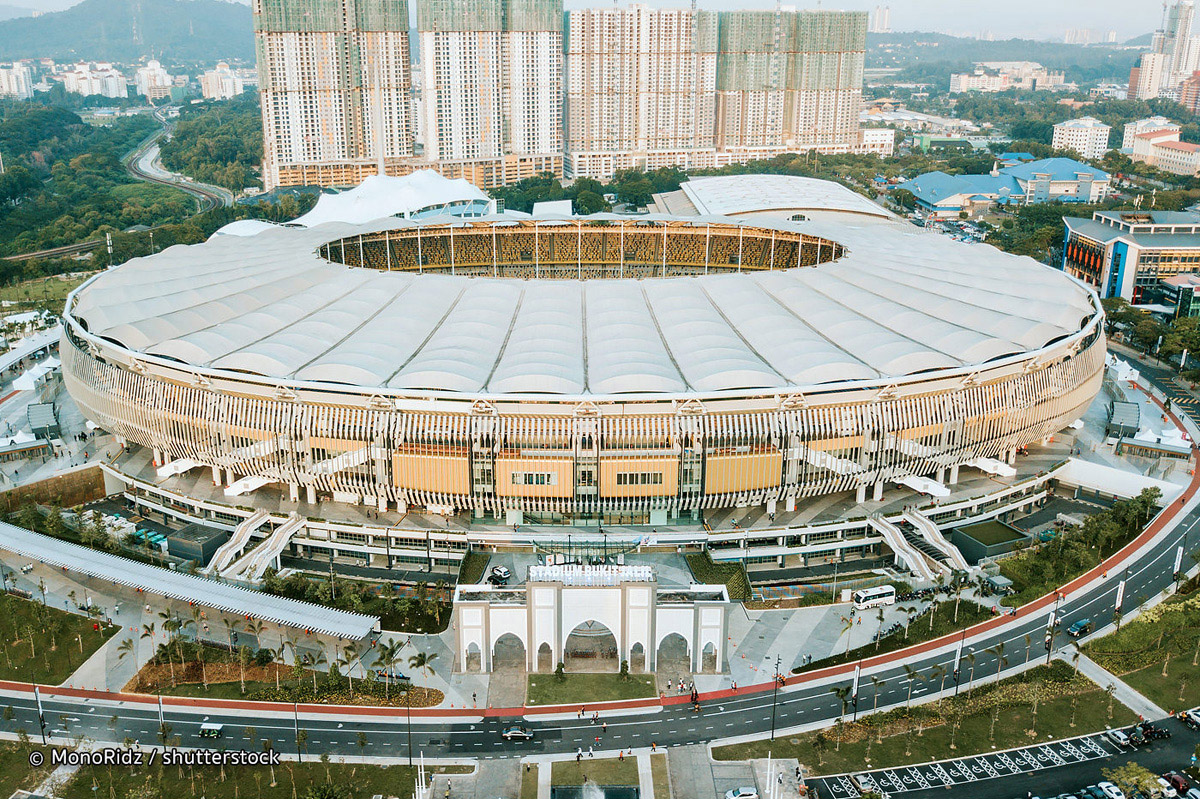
xmin=223 ymin=513 xmax=305 ymax=582
xmin=208 ymin=509 xmax=269 ymax=574
xmin=902 ymin=508 xmax=970 ymax=572
xmin=867 ymin=515 xmax=939 ymax=581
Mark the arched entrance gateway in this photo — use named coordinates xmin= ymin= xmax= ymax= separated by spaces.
xmin=564 ymin=620 xmax=619 ymax=672
xmin=452 ymin=563 xmax=730 ymax=674
xmin=492 ymin=632 xmax=526 ymax=671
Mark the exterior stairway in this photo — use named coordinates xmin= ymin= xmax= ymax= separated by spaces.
xmin=208 ymin=509 xmax=269 ymax=574
xmin=867 ymin=515 xmax=940 ymax=581
xmin=902 ymin=508 xmax=970 ymax=572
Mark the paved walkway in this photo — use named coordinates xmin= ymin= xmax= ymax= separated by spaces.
xmin=637 ymin=752 xmax=655 ymax=799
xmin=1061 ymin=650 xmax=1168 ymax=720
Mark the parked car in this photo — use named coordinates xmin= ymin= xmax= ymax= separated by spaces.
xmin=724 ymin=788 xmax=759 ymax=799
xmin=1104 ymin=729 xmax=1132 ymax=748
xmin=1155 ymin=777 xmax=1178 ymax=798
xmin=500 ymin=726 xmax=533 ymax=741
xmin=1067 ymin=619 xmax=1093 ymax=638
xmin=1081 ymin=786 xmax=1108 ymax=799
xmin=1183 ymin=788 xmax=1200 ymax=799
xmin=1164 ymin=773 xmax=1191 ymax=793
xmin=488 ymin=565 xmax=511 ymax=585
xmin=1097 ymin=782 xmax=1126 ymax=799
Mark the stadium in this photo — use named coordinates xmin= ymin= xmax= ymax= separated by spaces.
xmin=61 ymin=173 xmax=1104 ymax=546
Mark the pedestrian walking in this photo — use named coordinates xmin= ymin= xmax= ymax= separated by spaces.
xmin=588 ymin=746 xmax=594 ymax=758
xmin=601 ymin=722 xmax=607 ymax=733
xmin=472 ymin=692 xmax=477 ymax=706
xmin=578 ymin=706 xmax=584 ymax=718
xmin=618 ymin=750 xmax=624 ymax=762
xmin=651 ymin=741 xmax=656 ymax=752
xmin=576 ymin=753 xmax=582 ymax=763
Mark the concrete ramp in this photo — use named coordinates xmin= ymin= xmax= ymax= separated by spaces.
xmin=902 ymin=508 xmax=969 ymax=572
xmin=224 ymin=513 xmax=305 ymax=582
xmin=965 ymin=457 xmax=1017 ymax=477
xmin=156 ymin=458 xmax=200 ymax=479
xmin=208 ymin=509 xmax=269 ymax=574
xmin=867 ymin=515 xmax=938 ymax=582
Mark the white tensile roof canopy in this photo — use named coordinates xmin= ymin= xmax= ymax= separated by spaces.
xmin=70 ymin=176 xmax=1099 ymax=400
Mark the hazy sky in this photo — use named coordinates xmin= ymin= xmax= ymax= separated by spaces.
xmin=12 ymin=0 xmax=1169 ymax=42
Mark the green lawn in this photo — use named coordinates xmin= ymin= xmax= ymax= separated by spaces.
xmin=551 ymin=757 xmax=639 ymax=786
xmin=684 ymin=552 xmax=751 ymax=600
xmin=0 ymin=273 xmax=92 ymax=306
xmin=714 ymin=662 xmax=1137 ymax=775
xmin=526 ymin=673 xmax=656 ymax=706
xmin=0 ymin=744 xmax=53 ymax=798
xmin=519 ymin=763 xmax=539 ymax=799
xmin=650 ymin=753 xmax=669 ymax=798
xmin=794 ymin=600 xmax=993 ymax=674
xmin=58 ymin=758 xmax=471 ymax=799
xmin=960 ymin=520 xmax=1026 ymax=546
xmin=1085 ymin=582 xmax=1200 ymax=711
xmin=0 ymin=593 xmax=117 ymax=684
xmin=1120 ymin=656 xmax=1200 ymax=712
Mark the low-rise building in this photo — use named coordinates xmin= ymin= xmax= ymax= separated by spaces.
xmin=949 ymin=61 xmax=1066 ymax=93
xmin=1063 ymin=210 xmax=1200 ymax=301
xmin=900 ymin=157 xmax=1110 ymax=219
xmin=1130 ymin=127 xmax=1200 ymax=175
xmin=1052 ymin=116 xmax=1112 ymax=160
xmin=1142 ymin=272 xmax=1200 ymax=318
xmin=1122 ymin=116 xmax=1180 ymax=150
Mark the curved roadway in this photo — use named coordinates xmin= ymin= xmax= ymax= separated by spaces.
xmin=122 ymin=107 xmax=234 ymax=213
xmin=2 ymin=400 xmax=1197 ymax=764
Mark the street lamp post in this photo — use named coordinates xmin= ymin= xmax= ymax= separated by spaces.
xmin=769 ymin=654 xmax=782 ymax=740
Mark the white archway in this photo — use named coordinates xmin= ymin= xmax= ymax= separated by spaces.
xmin=564 ymin=619 xmax=619 ymax=672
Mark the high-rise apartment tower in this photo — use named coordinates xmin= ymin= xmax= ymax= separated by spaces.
xmin=254 ymin=0 xmax=415 ymax=190
xmin=415 ymin=0 xmax=562 ymax=187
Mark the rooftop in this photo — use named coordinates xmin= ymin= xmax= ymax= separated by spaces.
xmin=678 ymin=174 xmax=894 ymax=220
xmin=0 ymin=522 xmax=378 ymax=638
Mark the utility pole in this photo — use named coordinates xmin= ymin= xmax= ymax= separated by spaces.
xmin=769 ymin=654 xmax=782 ymax=740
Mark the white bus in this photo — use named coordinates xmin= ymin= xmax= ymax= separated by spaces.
xmin=852 ymin=585 xmax=896 ymax=610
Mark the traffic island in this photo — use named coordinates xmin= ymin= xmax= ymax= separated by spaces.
xmin=527 ymin=673 xmax=656 ymax=705
xmin=713 ymin=662 xmax=1138 ymax=776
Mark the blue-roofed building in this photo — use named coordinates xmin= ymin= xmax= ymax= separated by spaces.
xmin=997 ymin=151 xmax=1036 ymax=166
xmin=898 ymin=158 xmax=1110 ymax=219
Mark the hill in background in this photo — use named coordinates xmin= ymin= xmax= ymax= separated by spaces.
xmin=0 ymin=0 xmax=253 ymax=62
xmin=0 ymin=4 xmax=34 ymax=21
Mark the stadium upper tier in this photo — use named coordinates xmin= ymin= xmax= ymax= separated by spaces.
xmin=66 ymin=215 xmax=1096 ymax=398
xmin=61 ymin=176 xmax=1105 ymax=520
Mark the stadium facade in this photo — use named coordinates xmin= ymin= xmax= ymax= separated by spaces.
xmin=62 ymin=174 xmax=1104 ymax=536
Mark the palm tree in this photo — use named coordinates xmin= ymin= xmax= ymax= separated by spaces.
xmin=840 ymin=616 xmax=855 ymax=658
xmin=222 ymin=618 xmax=242 ymax=651
xmin=375 ymin=640 xmax=401 ymax=700
xmin=1023 ymin=633 xmax=1033 ymax=667
xmin=408 ymin=650 xmax=438 ymax=688
xmin=874 ymin=607 xmax=886 ymax=651
xmin=829 ymin=685 xmax=852 ymax=750
xmin=965 ymin=651 xmax=978 ymax=696
xmin=336 ymin=643 xmax=360 ymax=695
xmin=986 ymin=643 xmax=1008 ymax=742
xmin=308 ymin=649 xmax=329 ymax=693
xmin=929 ymin=573 xmax=946 ymax=631
xmin=951 ymin=571 xmax=965 ymax=623
xmin=900 ymin=606 xmax=917 ymax=640
xmin=903 ymin=664 xmax=923 ymax=709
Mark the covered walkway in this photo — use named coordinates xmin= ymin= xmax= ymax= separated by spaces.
xmin=0 ymin=522 xmax=378 ymax=639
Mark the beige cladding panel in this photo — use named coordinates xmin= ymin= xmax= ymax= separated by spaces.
xmin=392 ymin=452 xmax=471 ymax=494
xmin=704 ymin=451 xmax=784 ymax=494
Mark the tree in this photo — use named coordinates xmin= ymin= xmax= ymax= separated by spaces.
xmin=356 ymin=730 xmax=368 ymax=761
xmin=829 ymin=685 xmax=852 ymax=750
xmin=1102 ymin=762 xmax=1162 ymax=795
xmin=574 ymin=190 xmax=609 ymax=215
xmin=408 ymin=650 xmax=438 ymax=687
xmin=810 ymin=731 xmax=828 ymax=766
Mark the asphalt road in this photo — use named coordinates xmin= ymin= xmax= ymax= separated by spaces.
xmin=1 ymin=488 xmax=1195 ymax=767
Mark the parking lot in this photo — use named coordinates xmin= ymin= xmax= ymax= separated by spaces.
xmin=816 ymin=732 xmax=1117 ymax=798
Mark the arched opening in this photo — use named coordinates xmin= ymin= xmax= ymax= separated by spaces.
xmin=629 ymin=642 xmax=646 ymax=673
xmin=702 ymin=641 xmax=717 ymax=674
xmin=537 ymin=642 xmax=553 ymax=673
xmin=564 ymin=620 xmax=619 ymax=673
xmin=656 ymin=632 xmax=691 ymax=690
xmin=492 ymin=633 xmax=526 ymax=671
xmin=464 ymin=642 xmax=481 ymax=673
